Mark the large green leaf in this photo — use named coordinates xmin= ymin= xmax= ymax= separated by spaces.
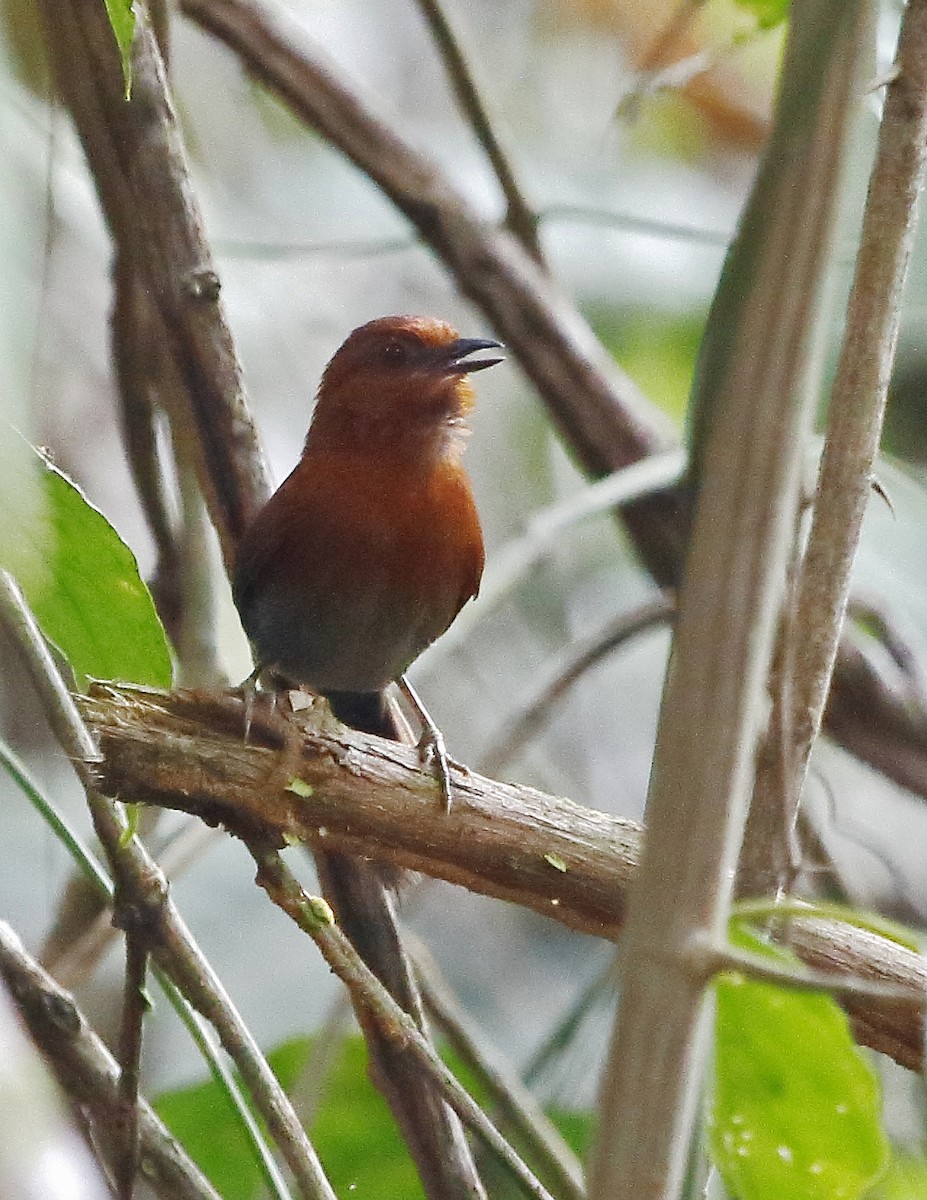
xmin=0 ymin=440 xmax=172 ymax=688
xmin=712 ymin=927 xmax=889 ymax=1200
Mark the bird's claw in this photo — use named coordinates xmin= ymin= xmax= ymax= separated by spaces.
xmin=417 ymin=726 xmax=453 ymax=812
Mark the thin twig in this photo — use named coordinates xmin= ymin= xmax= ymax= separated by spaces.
xmin=0 ymin=573 xmax=334 ymax=1200
xmin=412 ymin=0 xmax=543 ymax=262
xmin=0 ymin=922 xmax=222 ymax=1200
xmin=479 ymin=596 xmax=673 ymax=775
xmin=247 ymin=839 xmax=560 ymax=1200
xmin=410 ymin=936 xmax=586 ymax=1200
xmin=426 ymin=450 xmax=684 ymax=663
xmin=698 ymin=938 xmax=924 ymax=1004
xmin=115 ymin=934 xmax=148 ymax=1200
xmin=790 ymin=0 xmax=927 ymax=794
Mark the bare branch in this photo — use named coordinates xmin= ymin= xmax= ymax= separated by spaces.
xmin=411 ymin=936 xmax=586 ymax=1200
xmin=411 ymin=0 xmax=543 ymax=261
xmin=479 ymin=596 xmax=673 ymax=775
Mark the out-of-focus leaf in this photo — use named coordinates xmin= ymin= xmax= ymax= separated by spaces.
xmin=712 ymin=926 xmax=889 ymax=1200
xmin=313 ymin=1037 xmax=422 ymax=1199
xmin=591 ymin=307 xmax=704 ymax=428
xmin=0 ymin=440 xmax=172 ymax=688
xmin=734 ymin=0 xmax=790 ymax=30
xmin=548 ymin=1109 xmax=593 ymax=1159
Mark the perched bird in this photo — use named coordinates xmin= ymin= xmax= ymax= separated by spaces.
xmin=232 ymin=315 xmax=502 ymax=1200
xmin=233 ymin=314 xmax=503 ymax=790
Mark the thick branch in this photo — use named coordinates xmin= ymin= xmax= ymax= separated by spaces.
xmin=81 ymin=683 xmax=638 ymax=939
xmin=78 ymin=684 xmax=927 ymax=1072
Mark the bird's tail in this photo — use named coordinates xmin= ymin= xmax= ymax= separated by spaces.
xmin=326 ymin=688 xmax=413 ymax=742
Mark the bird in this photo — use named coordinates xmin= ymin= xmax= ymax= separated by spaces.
xmin=232 ymin=313 xmax=503 ymax=798
xmin=231 ymin=315 xmax=502 ymax=1199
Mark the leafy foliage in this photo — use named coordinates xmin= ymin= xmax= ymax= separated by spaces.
xmin=734 ymin=0 xmax=790 ymax=30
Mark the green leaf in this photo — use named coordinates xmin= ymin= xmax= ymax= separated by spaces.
xmin=867 ymin=1151 xmax=927 ymax=1199
xmin=712 ymin=927 xmax=889 ymax=1200
xmin=104 ymin=0 xmax=135 ymax=98
xmin=0 ymin=439 xmax=172 ymax=688
xmin=589 ymin=306 xmax=705 ymax=428
xmin=313 ymin=1037 xmax=423 ymax=1199
xmin=155 ymin=1036 xmax=422 ymax=1200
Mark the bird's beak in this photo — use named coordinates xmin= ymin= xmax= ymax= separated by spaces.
xmin=440 ymin=337 xmax=505 ymax=374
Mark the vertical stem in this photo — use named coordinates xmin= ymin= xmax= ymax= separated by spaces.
xmin=589 ymin=5 xmax=869 ymax=1198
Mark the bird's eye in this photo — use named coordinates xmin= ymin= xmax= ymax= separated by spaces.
xmin=381 ymin=340 xmax=408 ymax=367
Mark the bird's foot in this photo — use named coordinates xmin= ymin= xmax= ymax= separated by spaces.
xmin=417 ymin=725 xmax=453 ymax=813
xmin=237 ymin=671 xmax=307 ymax=796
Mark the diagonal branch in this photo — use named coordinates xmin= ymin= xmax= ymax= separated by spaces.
xmin=0 ymin=922 xmax=223 ymax=1200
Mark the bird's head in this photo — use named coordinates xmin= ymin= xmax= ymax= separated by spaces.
xmin=308 ymin=315 xmax=504 ymax=457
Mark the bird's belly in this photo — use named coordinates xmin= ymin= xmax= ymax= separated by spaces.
xmin=247 ymin=544 xmax=471 ymax=693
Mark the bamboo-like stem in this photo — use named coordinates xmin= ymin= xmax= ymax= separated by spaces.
xmin=589 ymin=5 xmax=870 ymax=1197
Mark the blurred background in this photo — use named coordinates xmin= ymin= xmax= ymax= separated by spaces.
xmin=3 ymin=0 xmax=926 ymax=1128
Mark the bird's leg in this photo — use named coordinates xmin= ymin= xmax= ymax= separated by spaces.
xmin=399 ymin=675 xmax=454 ymax=812
xmin=237 ymin=668 xmax=308 ymax=795
xmin=240 ymin=664 xmax=263 ymax=741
